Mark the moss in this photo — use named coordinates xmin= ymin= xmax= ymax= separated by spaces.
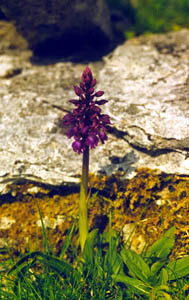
xmin=0 ymin=168 xmax=188 ymax=259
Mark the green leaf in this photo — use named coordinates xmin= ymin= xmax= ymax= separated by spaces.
xmin=105 ymin=248 xmax=123 ymax=276
xmin=106 ymin=229 xmax=122 ymax=275
xmin=156 ymin=292 xmax=172 ymax=300
xmin=159 ymin=268 xmax=169 ymax=285
xmin=150 ymin=260 xmax=167 ymax=277
xmin=38 ymin=254 xmax=77 ymax=276
xmin=153 ymin=285 xmax=171 ymax=300
xmin=83 ymin=229 xmax=98 ymax=267
xmin=7 ymin=251 xmax=40 ymax=275
xmin=102 ymin=229 xmax=118 ymax=243
xmin=36 ymin=202 xmax=50 ymax=255
xmin=147 ymin=227 xmax=175 ymax=259
xmin=59 ymin=222 xmax=76 ymax=260
xmin=113 ymin=273 xmax=150 ymax=296
xmin=166 ymin=256 xmax=189 ymax=280
xmin=8 ymin=251 xmax=80 ymax=282
xmin=121 ymin=248 xmax=151 ymax=283
xmin=112 ymin=253 xmax=123 ymax=276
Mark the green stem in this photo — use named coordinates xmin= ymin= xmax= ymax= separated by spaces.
xmin=79 ymin=146 xmax=89 ymax=252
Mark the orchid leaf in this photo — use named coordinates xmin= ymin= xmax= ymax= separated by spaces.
xmin=113 ymin=273 xmax=150 ymax=296
xmin=121 ymin=248 xmax=151 ymax=283
xmin=166 ymin=256 xmax=189 ymax=280
xmin=159 ymin=268 xmax=169 ymax=285
xmin=147 ymin=227 xmax=175 ymax=259
xmin=150 ymin=260 xmax=167 ymax=277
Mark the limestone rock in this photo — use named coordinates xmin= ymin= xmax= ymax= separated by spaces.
xmin=0 ymin=27 xmax=188 ymax=194
xmin=0 ymin=0 xmax=112 ymax=54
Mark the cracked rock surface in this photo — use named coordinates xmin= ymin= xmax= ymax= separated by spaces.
xmin=0 ymin=23 xmax=188 ymax=193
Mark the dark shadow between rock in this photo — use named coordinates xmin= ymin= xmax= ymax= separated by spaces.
xmin=29 ymin=31 xmax=125 ymax=65
xmin=0 ymin=176 xmax=80 ymax=206
xmin=0 ymin=8 xmax=7 ymax=20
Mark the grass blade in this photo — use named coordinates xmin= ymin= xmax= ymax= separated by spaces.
xmin=36 ymin=201 xmax=50 ymax=255
xmin=59 ymin=221 xmax=76 ymax=260
xmin=7 ymin=251 xmax=80 ymax=282
xmin=83 ymin=229 xmax=98 ymax=266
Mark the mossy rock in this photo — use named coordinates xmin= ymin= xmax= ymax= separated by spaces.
xmin=0 ymin=168 xmax=188 ymax=260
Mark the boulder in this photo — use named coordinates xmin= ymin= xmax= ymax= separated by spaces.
xmin=0 ymin=26 xmax=188 ymax=195
xmin=0 ymin=0 xmax=113 ymax=55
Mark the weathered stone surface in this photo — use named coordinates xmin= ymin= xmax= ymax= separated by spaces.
xmin=0 ymin=25 xmax=188 ymax=195
xmin=0 ymin=0 xmax=112 ymax=53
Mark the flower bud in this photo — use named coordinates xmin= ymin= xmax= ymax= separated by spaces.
xmin=95 ymin=91 xmax=104 ymax=97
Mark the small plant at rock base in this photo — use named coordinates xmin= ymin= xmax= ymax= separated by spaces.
xmin=62 ymin=66 xmax=111 ymax=252
xmin=113 ymin=226 xmax=189 ymax=300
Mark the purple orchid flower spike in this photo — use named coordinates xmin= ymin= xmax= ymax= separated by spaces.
xmin=62 ymin=66 xmax=111 ymax=252
xmin=63 ymin=66 xmax=111 ymax=154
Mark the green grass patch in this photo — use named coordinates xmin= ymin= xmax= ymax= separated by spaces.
xmin=0 ymin=214 xmax=188 ymax=299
